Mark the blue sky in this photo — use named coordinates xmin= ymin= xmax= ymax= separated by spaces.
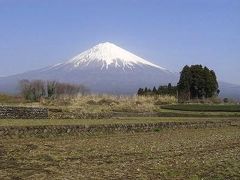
xmin=0 ymin=0 xmax=239 ymax=84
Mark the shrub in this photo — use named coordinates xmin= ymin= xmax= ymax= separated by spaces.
xmin=223 ymin=98 xmax=229 ymax=103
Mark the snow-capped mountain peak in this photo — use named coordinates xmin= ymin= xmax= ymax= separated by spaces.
xmin=0 ymin=42 xmax=179 ymax=95
xmin=65 ymin=42 xmax=165 ymax=70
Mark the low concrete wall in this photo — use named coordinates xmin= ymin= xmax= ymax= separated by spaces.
xmin=0 ymin=106 xmax=48 ymax=119
xmin=0 ymin=120 xmax=239 ymax=138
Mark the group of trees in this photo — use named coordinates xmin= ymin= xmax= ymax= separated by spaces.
xmin=137 ymin=65 xmax=219 ymax=102
xmin=19 ymin=65 xmax=219 ymax=102
xmin=19 ymin=80 xmax=89 ymax=101
xmin=178 ymin=65 xmax=219 ymax=101
xmin=137 ymin=83 xmax=177 ymax=96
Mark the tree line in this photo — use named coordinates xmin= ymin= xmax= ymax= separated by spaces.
xmin=137 ymin=65 xmax=219 ymax=102
xmin=19 ymin=80 xmax=89 ymax=101
xmin=137 ymin=83 xmax=177 ymax=96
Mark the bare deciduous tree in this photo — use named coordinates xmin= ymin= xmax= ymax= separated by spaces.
xmin=19 ymin=79 xmax=45 ymax=101
xmin=19 ymin=79 xmax=90 ymax=101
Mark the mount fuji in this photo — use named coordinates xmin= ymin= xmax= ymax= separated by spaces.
xmin=0 ymin=42 xmax=178 ymax=94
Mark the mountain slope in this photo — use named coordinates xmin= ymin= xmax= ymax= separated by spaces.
xmin=219 ymin=82 xmax=240 ymax=100
xmin=0 ymin=42 xmax=178 ymax=94
xmin=0 ymin=42 xmax=239 ymax=98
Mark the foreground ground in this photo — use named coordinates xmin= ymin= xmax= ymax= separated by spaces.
xmin=0 ymin=117 xmax=239 ymax=127
xmin=0 ymin=126 xmax=239 ymax=179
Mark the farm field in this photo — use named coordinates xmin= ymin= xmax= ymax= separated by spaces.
xmin=0 ymin=126 xmax=239 ymax=179
xmin=1 ymin=101 xmax=240 ymax=179
xmin=157 ymin=109 xmax=240 ymax=118
xmin=162 ymin=104 xmax=240 ymax=112
xmin=1 ymin=1 xmax=240 ymax=179
xmin=0 ymin=117 xmax=239 ymax=127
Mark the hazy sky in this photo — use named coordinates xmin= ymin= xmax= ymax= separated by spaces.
xmin=0 ymin=0 xmax=239 ymax=84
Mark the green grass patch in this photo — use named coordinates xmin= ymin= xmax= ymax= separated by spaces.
xmin=162 ymin=104 xmax=240 ymax=112
xmin=158 ymin=109 xmax=240 ymax=117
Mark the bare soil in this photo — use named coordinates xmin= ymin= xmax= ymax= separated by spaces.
xmin=0 ymin=126 xmax=239 ymax=179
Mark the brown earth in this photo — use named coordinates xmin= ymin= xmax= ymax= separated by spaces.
xmin=0 ymin=126 xmax=239 ymax=179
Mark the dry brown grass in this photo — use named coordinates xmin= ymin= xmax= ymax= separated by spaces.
xmin=40 ymin=94 xmax=177 ymax=113
xmin=0 ymin=127 xmax=239 ymax=179
xmin=0 ymin=94 xmax=25 ymax=104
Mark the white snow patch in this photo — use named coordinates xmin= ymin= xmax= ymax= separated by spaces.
xmin=65 ymin=42 xmax=166 ymax=70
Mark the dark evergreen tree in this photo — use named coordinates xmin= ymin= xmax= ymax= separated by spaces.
xmin=178 ymin=65 xmax=219 ymax=101
xmin=147 ymin=88 xmax=152 ymax=95
xmin=168 ymin=83 xmax=172 ymax=90
xmin=144 ymin=87 xmax=148 ymax=95
xmin=137 ymin=88 xmax=144 ymax=96
xmin=137 ymin=84 xmax=177 ymax=96
xmin=152 ymin=86 xmax=157 ymax=94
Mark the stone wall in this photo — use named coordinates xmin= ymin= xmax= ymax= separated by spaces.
xmin=0 ymin=106 xmax=48 ymax=119
xmin=0 ymin=120 xmax=239 ymax=138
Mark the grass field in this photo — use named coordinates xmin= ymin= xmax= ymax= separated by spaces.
xmin=1 ymin=94 xmax=177 ymax=113
xmin=162 ymin=104 xmax=240 ymax=112
xmin=157 ymin=109 xmax=240 ymax=118
xmin=0 ymin=126 xmax=239 ymax=179
xmin=2 ymin=94 xmax=240 ymax=119
xmin=0 ymin=117 xmax=239 ymax=127
xmin=1 ymin=95 xmax=240 ymax=179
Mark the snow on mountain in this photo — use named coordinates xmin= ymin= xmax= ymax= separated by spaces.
xmin=0 ymin=42 xmax=178 ymax=94
xmin=1 ymin=42 xmax=239 ymax=97
xmin=64 ymin=42 xmax=166 ymax=70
